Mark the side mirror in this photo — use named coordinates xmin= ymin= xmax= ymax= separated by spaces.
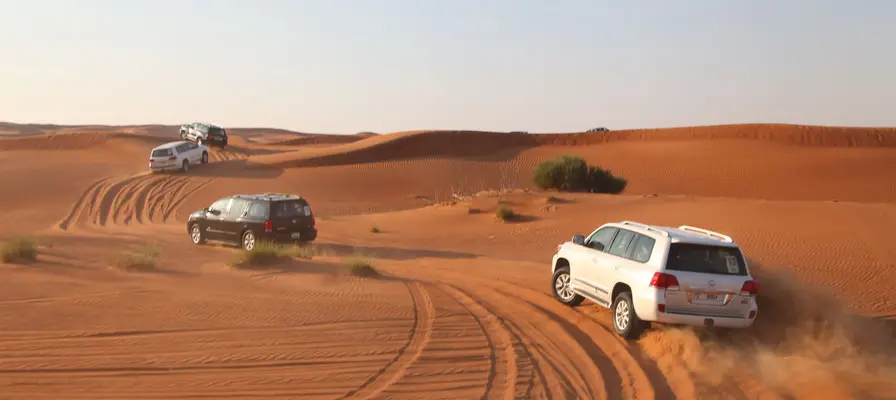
xmin=572 ymin=234 xmax=585 ymax=245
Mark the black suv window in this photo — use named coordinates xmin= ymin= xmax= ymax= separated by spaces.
xmin=229 ymin=198 xmax=250 ymax=216
xmin=246 ymin=201 xmax=268 ymax=219
xmin=208 ymin=126 xmax=225 ymax=137
xmin=666 ymin=243 xmax=747 ymax=276
xmin=209 ymin=198 xmax=230 ymax=214
xmin=271 ymin=200 xmax=310 ymax=218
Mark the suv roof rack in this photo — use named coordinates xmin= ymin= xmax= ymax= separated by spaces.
xmin=677 ymin=225 xmax=733 ymax=243
xmin=620 ymin=220 xmax=669 ymax=237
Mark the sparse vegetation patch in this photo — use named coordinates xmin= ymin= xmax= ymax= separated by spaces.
xmin=532 ymin=155 xmax=627 ymax=194
xmin=233 ymin=241 xmax=293 ymax=268
xmin=113 ymin=243 xmax=160 ymax=272
xmin=344 ymin=256 xmax=379 ymax=278
xmin=495 ymin=205 xmax=516 ymax=221
xmin=1 ymin=235 xmax=38 ymax=264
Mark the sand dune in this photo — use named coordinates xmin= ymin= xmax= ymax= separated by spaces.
xmin=1 ymin=122 xmax=895 ymax=399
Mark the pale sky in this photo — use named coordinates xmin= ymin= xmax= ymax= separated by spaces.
xmin=1 ymin=0 xmax=894 ymax=133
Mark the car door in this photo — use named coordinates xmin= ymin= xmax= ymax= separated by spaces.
xmin=186 ymin=142 xmax=201 ymax=164
xmin=219 ymin=198 xmax=250 ymax=243
xmin=599 ymin=228 xmax=639 ymax=287
xmin=204 ymin=198 xmax=231 ymax=239
xmin=572 ymin=226 xmax=619 ymax=302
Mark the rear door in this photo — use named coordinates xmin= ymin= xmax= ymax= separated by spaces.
xmin=269 ymin=199 xmax=314 ymax=239
xmin=150 ymin=147 xmax=176 ymax=168
xmin=661 ymin=243 xmax=754 ymax=318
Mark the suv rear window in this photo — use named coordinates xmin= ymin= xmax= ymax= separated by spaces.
xmin=208 ymin=127 xmax=225 ymax=137
xmin=271 ymin=200 xmax=311 ymax=218
xmin=152 ymin=148 xmax=173 ymax=157
xmin=665 ymin=243 xmax=747 ymax=276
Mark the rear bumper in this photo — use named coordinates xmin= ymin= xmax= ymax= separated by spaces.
xmin=633 ymin=289 xmax=758 ymax=329
xmin=652 ymin=310 xmax=756 ymax=328
xmin=259 ymin=228 xmax=318 ymax=242
xmin=150 ymin=164 xmax=181 ymax=172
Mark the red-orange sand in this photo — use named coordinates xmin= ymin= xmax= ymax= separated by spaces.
xmin=1 ymin=123 xmax=895 ymax=399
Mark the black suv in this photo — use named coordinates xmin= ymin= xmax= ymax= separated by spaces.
xmin=186 ymin=193 xmax=317 ymax=250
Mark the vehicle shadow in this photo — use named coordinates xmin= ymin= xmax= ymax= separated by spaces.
xmin=188 ymin=159 xmax=284 ymax=179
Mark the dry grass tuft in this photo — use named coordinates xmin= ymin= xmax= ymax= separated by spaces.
xmin=1 ymin=235 xmax=39 ymax=264
xmin=344 ymin=256 xmax=379 ymax=278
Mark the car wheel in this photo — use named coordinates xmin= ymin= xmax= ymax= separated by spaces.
xmin=180 ymin=131 xmax=186 ymax=140
xmin=190 ymin=223 xmax=207 ymax=244
xmin=241 ymin=230 xmax=256 ymax=251
xmin=222 ymin=138 xmax=227 ymax=147
xmin=551 ymin=266 xmax=584 ymax=306
xmin=201 ymin=151 xmax=208 ymax=164
xmin=180 ymin=159 xmax=189 ymax=173
xmin=612 ymin=291 xmax=645 ymax=339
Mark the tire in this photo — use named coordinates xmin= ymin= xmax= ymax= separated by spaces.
xmin=241 ymin=230 xmax=256 ymax=251
xmin=181 ymin=159 xmax=189 ymax=173
xmin=612 ymin=291 xmax=645 ymax=339
xmin=551 ymin=266 xmax=584 ymax=306
xmin=190 ymin=223 xmax=207 ymax=245
xmin=221 ymin=138 xmax=227 ymax=147
xmin=201 ymin=151 xmax=208 ymax=164
xmin=180 ymin=131 xmax=186 ymax=140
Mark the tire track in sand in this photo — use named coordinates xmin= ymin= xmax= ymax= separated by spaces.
xmin=338 ymin=281 xmax=434 ymax=400
xmin=400 ymin=264 xmax=673 ymax=399
xmin=57 ymin=173 xmax=215 ymax=230
xmin=438 ymin=284 xmax=527 ymax=400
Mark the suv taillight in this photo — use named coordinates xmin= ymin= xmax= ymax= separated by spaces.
xmin=264 ymin=220 xmax=272 ymax=232
xmin=650 ymin=272 xmax=680 ymax=290
xmin=740 ymin=280 xmax=759 ymax=296
xmin=311 ymin=216 xmax=315 ymax=226
xmin=168 ymin=156 xmax=176 ymax=161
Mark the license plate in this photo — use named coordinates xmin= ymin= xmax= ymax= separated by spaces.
xmin=695 ymin=293 xmax=721 ymax=302
xmin=290 ymin=232 xmax=301 ymax=239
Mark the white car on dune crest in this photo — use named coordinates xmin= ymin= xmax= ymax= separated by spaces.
xmin=551 ymin=220 xmax=759 ymax=339
xmin=149 ymin=140 xmax=209 ymax=173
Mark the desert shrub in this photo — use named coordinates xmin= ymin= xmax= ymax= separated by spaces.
xmin=291 ymin=244 xmax=316 ymax=260
xmin=532 ymin=155 xmax=627 ymax=194
xmin=370 ymin=226 xmax=381 ymax=233
xmin=495 ymin=205 xmax=516 ymax=221
xmin=1 ymin=235 xmax=38 ymax=263
xmin=467 ymin=207 xmax=482 ymax=214
xmin=233 ymin=241 xmax=292 ymax=268
xmin=344 ymin=256 xmax=379 ymax=278
xmin=113 ymin=243 xmax=160 ymax=272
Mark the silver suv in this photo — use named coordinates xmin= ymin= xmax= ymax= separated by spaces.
xmin=180 ymin=122 xmax=228 ymax=147
xmin=551 ymin=220 xmax=759 ymax=339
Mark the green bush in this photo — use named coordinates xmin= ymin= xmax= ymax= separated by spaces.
xmin=495 ymin=205 xmax=516 ymax=221
xmin=1 ymin=235 xmax=38 ymax=263
xmin=370 ymin=226 xmax=381 ymax=233
xmin=532 ymin=155 xmax=627 ymax=194
xmin=344 ymin=256 xmax=379 ymax=278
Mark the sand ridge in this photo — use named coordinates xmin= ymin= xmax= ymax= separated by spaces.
xmin=1 ymin=122 xmax=895 ymax=399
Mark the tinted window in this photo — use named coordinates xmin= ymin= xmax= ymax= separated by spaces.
xmin=208 ymin=126 xmax=225 ymax=137
xmin=197 ymin=124 xmax=209 ymax=133
xmin=208 ymin=198 xmax=230 ymax=213
xmin=608 ymin=229 xmax=636 ymax=257
xmin=246 ymin=202 xmax=268 ymax=219
xmin=586 ymin=227 xmax=618 ymax=252
xmin=229 ymin=198 xmax=249 ymax=216
xmin=271 ymin=200 xmax=310 ymax=218
xmin=151 ymin=148 xmax=173 ymax=157
xmin=629 ymin=234 xmax=655 ymax=263
xmin=666 ymin=243 xmax=747 ymax=276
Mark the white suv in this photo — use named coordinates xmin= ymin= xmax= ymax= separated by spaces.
xmin=550 ymin=220 xmax=759 ymax=339
xmin=149 ymin=140 xmax=209 ymax=173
